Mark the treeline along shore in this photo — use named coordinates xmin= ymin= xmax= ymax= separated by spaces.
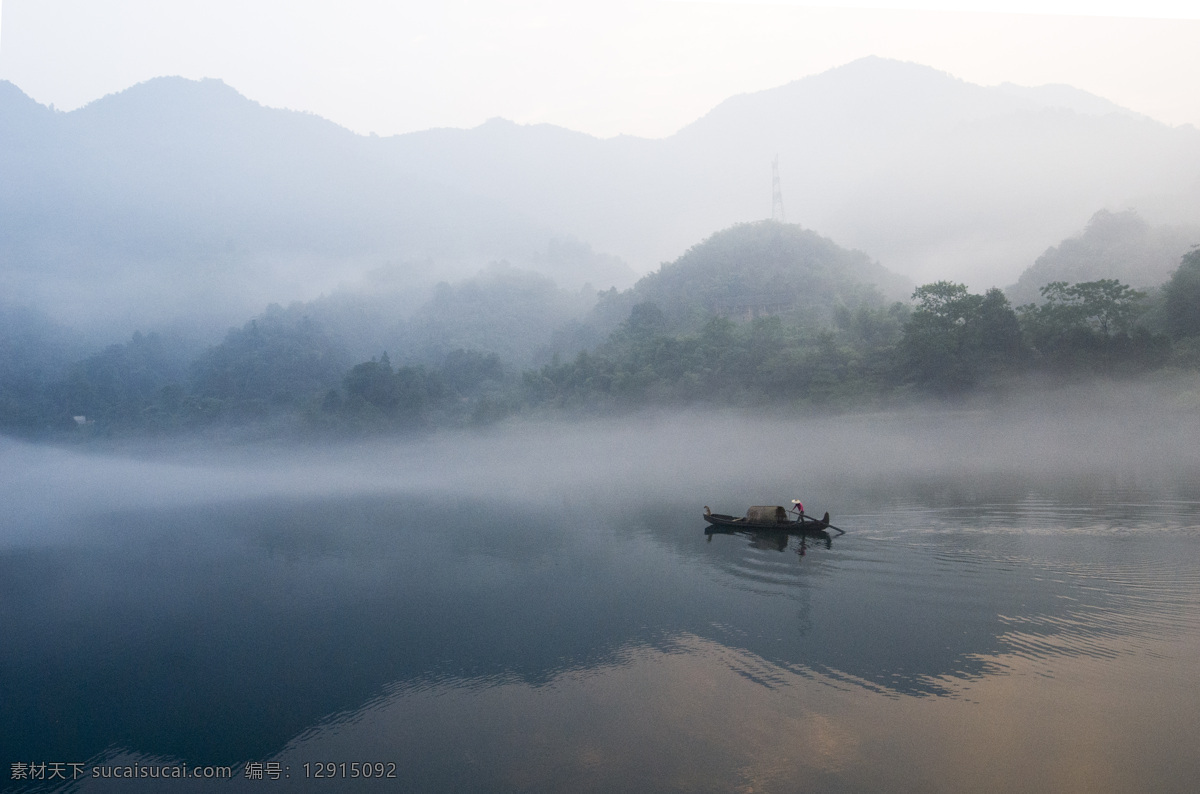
xmin=3 ymin=222 xmax=1200 ymax=441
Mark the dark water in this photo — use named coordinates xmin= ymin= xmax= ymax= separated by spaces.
xmin=4 ymin=414 xmax=1200 ymax=792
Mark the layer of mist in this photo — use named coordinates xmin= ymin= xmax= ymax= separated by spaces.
xmin=6 ymin=377 xmax=1199 ymax=546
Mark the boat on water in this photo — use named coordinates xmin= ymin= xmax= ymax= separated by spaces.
xmin=703 ymin=504 xmax=845 ymax=535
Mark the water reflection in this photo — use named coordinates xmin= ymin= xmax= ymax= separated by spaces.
xmin=704 ymin=525 xmax=835 ymax=554
xmin=4 ymin=483 xmax=1200 ymax=792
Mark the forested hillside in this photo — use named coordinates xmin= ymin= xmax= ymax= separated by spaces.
xmin=7 ymin=220 xmax=1199 ymax=441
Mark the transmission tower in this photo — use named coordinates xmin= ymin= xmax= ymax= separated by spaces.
xmin=771 ymin=155 xmax=786 ymax=223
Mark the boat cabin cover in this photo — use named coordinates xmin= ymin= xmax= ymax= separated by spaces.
xmin=745 ymin=505 xmax=790 ymax=524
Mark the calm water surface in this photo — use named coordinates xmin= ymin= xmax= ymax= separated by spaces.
xmin=3 ymin=415 xmax=1200 ymax=793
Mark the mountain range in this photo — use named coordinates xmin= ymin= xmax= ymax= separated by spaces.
xmin=389 ymin=57 xmax=1200 ymax=288
xmin=3 ymin=56 xmax=1199 ymax=337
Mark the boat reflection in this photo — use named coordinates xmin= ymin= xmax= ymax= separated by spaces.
xmin=704 ymin=524 xmax=834 ymax=555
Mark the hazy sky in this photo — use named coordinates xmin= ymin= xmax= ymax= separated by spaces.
xmin=2 ymin=1 xmax=1199 ymax=138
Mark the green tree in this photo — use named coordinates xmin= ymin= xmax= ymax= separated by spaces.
xmin=56 ymin=331 xmax=191 ymax=431
xmin=834 ymin=301 xmax=908 ymax=349
xmin=190 ymin=309 xmax=349 ymax=413
xmin=898 ymin=282 xmax=1025 ymax=392
xmin=343 ymin=353 xmax=399 ymax=413
xmin=1163 ymin=248 xmax=1200 ymax=339
xmin=339 ymin=353 xmax=447 ymax=427
xmin=968 ymin=288 xmax=1027 ymax=370
xmin=1038 ymin=279 xmax=1145 ymax=337
xmin=441 ymin=349 xmax=504 ymax=394
xmin=1018 ymin=278 xmax=1154 ymax=370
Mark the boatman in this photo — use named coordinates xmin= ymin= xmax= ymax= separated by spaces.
xmin=791 ymin=499 xmax=804 ymax=518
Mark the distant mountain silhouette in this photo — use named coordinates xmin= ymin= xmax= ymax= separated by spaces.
xmin=0 ymin=77 xmax=561 ymax=335
xmin=388 ymin=57 xmax=1200 ymax=287
xmin=3 ymin=57 xmax=1199 ymax=337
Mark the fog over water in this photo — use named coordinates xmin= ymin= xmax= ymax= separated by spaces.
xmin=5 ymin=379 xmax=1200 ymax=541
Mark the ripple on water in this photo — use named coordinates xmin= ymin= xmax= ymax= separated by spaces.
xmin=700 ymin=493 xmax=1200 ymax=696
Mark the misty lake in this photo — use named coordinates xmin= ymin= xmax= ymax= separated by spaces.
xmin=4 ymin=402 xmax=1200 ymax=793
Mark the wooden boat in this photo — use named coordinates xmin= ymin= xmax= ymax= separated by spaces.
xmin=703 ymin=505 xmax=844 ymax=535
xmin=703 ymin=523 xmax=833 ymax=552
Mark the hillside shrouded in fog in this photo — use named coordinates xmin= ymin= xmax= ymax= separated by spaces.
xmin=1007 ymin=209 xmax=1200 ymax=306
xmin=8 ymin=212 xmax=1200 ymax=441
xmin=3 ymin=57 xmax=1200 ymax=340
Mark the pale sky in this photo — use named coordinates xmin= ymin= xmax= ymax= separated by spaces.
xmin=1 ymin=0 xmax=1199 ymax=139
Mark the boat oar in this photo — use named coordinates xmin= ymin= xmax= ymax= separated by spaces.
xmin=817 ymin=510 xmax=845 ymax=535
